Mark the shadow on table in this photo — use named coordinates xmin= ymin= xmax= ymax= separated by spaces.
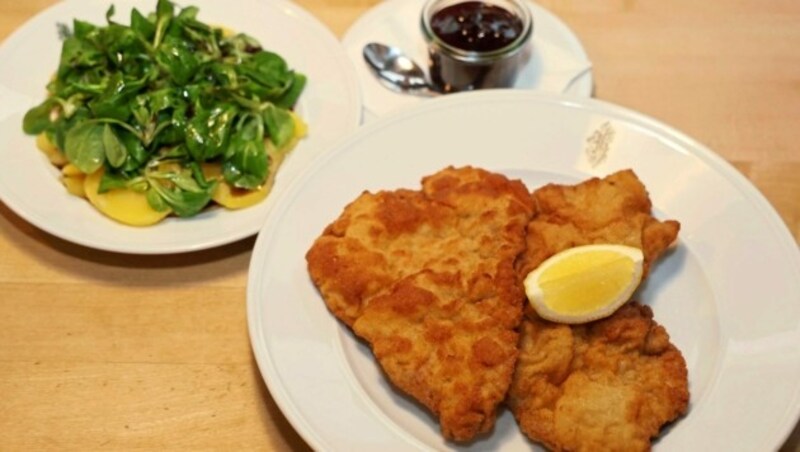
xmin=1 ymin=201 xmax=256 ymax=283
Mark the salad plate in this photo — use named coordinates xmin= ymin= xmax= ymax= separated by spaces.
xmin=247 ymin=91 xmax=800 ymax=450
xmin=0 ymin=0 xmax=361 ymax=254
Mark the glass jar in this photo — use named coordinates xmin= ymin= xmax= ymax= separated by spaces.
xmin=421 ymin=0 xmax=533 ymax=93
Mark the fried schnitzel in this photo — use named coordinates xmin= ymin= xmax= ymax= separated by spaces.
xmin=509 ymin=170 xmax=688 ymax=451
xmin=307 ymin=167 xmax=687 ymax=447
xmin=515 ymin=169 xmax=680 ymax=279
xmin=509 ymin=303 xmax=689 ymax=452
xmin=306 ymin=166 xmax=534 ymax=441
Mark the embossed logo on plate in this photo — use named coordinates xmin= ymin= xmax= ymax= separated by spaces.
xmin=585 ymin=121 xmax=615 ymax=167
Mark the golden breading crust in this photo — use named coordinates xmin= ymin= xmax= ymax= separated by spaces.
xmin=508 ymin=303 xmax=689 ymax=452
xmin=515 ymin=169 xmax=681 ymax=279
xmin=306 ymin=166 xmax=534 ymax=442
xmin=509 ymin=170 xmax=688 ymax=451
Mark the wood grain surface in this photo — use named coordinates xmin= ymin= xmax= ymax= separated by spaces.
xmin=1 ymin=0 xmax=798 ymax=450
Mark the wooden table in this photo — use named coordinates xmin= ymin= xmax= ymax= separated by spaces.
xmin=1 ymin=0 xmax=798 ymax=450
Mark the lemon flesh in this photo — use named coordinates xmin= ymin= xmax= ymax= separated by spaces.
xmin=524 ymin=244 xmax=644 ymax=324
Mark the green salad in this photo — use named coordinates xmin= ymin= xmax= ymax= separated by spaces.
xmin=22 ymin=0 xmax=306 ymax=224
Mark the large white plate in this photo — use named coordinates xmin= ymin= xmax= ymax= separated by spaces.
xmin=0 ymin=0 xmax=361 ymax=254
xmin=248 ymin=91 xmax=800 ymax=451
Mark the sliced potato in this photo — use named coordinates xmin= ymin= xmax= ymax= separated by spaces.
xmin=36 ymin=133 xmax=68 ymax=167
xmin=202 ymin=162 xmax=269 ymax=210
xmin=61 ymin=163 xmax=83 ymax=177
xmin=213 ymin=178 xmax=270 ymax=209
xmin=61 ymin=176 xmax=86 ymax=198
xmin=218 ymin=26 xmax=235 ymax=38
xmin=289 ymin=111 xmax=308 ymax=141
xmin=84 ymin=168 xmax=171 ymax=227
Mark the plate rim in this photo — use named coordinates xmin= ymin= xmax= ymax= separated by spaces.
xmin=247 ymin=90 xmax=800 ymax=450
xmin=0 ymin=0 xmax=363 ymax=255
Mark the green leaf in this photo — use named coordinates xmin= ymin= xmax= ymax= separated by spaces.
xmin=263 ymin=104 xmax=294 ymax=149
xmin=156 ymin=144 xmax=188 ymax=160
xmin=89 ymin=73 xmax=146 ymax=121
xmin=102 ymin=124 xmax=127 ymax=168
xmin=188 ymin=161 xmax=211 ymax=189
xmin=153 ymin=0 xmax=175 ymax=48
xmin=149 ymin=88 xmax=178 ymax=112
xmin=274 ymin=73 xmax=306 ymax=109
xmin=127 ymin=177 xmax=149 ymax=193
xmin=220 ymin=33 xmax=262 ymax=64
xmin=148 ymin=179 xmax=213 ymax=217
xmin=54 ymin=94 xmax=85 ymax=119
xmin=131 ymin=88 xmax=180 ymax=138
xmin=105 ymin=4 xmax=116 ymax=23
xmin=101 ymin=24 xmax=147 ymax=67
xmin=98 ymin=170 xmax=129 ymax=193
xmin=177 ymin=6 xmax=199 ymax=20
xmin=156 ymin=0 xmax=175 ymax=19
xmin=72 ymin=19 xmax=96 ymax=40
xmin=22 ymin=99 xmax=55 ymax=135
xmin=130 ymin=8 xmax=155 ymax=41
xmin=64 ymin=121 xmax=106 ymax=174
xmin=118 ymin=129 xmax=147 ymax=170
xmin=155 ymin=35 xmax=200 ymax=85
xmin=149 ymin=165 xmax=205 ymax=193
xmin=237 ymin=51 xmax=292 ymax=98
xmin=183 ymin=22 xmax=214 ymax=47
xmin=171 ymin=171 xmax=203 ymax=192
xmin=185 ymin=105 xmax=237 ymax=161
xmin=207 ymin=62 xmax=238 ymax=88
xmin=150 ymin=116 xmax=184 ymax=149
xmin=67 ymin=80 xmax=107 ymax=96
xmin=52 ymin=106 xmax=91 ymax=151
xmin=223 ymin=115 xmax=268 ymax=189
xmin=57 ymin=36 xmax=103 ymax=78
xmin=146 ymin=186 xmax=170 ymax=212
xmin=184 ymin=116 xmax=209 ymax=162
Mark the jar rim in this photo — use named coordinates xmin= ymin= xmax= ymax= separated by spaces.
xmin=420 ymin=0 xmax=533 ymax=62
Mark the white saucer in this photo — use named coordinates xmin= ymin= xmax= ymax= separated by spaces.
xmin=343 ymin=0 xmax=593 ymax=119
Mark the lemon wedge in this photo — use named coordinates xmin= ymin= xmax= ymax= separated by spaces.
xmin=523 ymin=244 xmax=644 ymax=324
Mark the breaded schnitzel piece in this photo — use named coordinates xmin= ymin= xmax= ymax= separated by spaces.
xmin=509 ymin=170 xmax=687 ymax=451
xmin=306 ymin=166 xmax=534 ymax=441
xmin=509 ymin=303 xmax=689 ymax=452
xmin=515 ymin=169 xmax=680 ymax=279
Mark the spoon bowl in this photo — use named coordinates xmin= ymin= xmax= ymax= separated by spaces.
xmin=363 ymin=42 xmax=439 ymax=94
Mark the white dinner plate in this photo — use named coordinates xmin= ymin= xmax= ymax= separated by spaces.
xmin=343 ymin=0 xmax=593 ymax=120
xmin=0 ymin=0 xmax=361 ymax=254
xmin=248 ymin=91 xmax=800 ymax=451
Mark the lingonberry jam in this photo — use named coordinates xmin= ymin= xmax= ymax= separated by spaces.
xmin=430 ymin=2 xmax=523 ymax=52
xmin=421 ymin=0 xmax=532 ymax=92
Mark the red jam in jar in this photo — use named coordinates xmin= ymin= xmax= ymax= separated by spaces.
xmin=422 ymin=0 xmax=532 ymax=92
xmin=430 ymin=2 xmax=524 ymax=52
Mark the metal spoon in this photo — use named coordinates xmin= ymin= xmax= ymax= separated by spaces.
xmin=362 ymin=42 xmax=439 ymax=96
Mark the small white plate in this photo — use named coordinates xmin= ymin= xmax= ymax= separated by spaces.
xmin=248 ymin=91 xmax=800 ymax=451
xmin=0 ymin=0 xmax=361 ymax=254
xmin=343 ymin=0 xmax=593 ymax=119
